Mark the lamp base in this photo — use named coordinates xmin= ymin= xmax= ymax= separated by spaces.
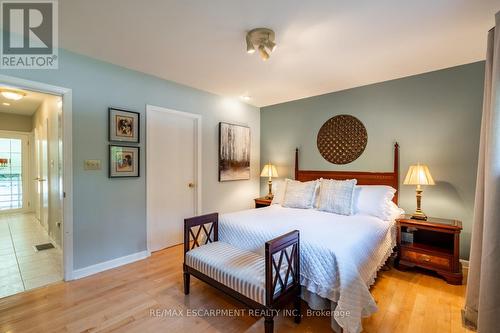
xmin=411 ymin=211 xmax=428 ymax=220
xmin=265 ymin=179 xmax=273 ymax=200
xmin=412 ymin=187 xmax=427 ymax=220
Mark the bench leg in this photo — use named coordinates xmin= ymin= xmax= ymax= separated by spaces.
xmin=264 ymin=315 xmax=274 ymax=333
xmin=294 ymin=297 xmax=301 ymax=323
xmin=183 ymin=272 xmax=190 ymax=295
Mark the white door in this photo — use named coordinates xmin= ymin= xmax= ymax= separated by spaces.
xmin=35 ymin=118 xmax=49 ymax=229
xmin=147 ymin=106 xmax=201 ymax=252
xmin=34 ymin=128 xmax=40 ymax=220
xmin=41 ymin=119 xmax=49 ymax=230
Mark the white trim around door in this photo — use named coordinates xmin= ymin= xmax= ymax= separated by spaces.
xmin=145 ymin=105 xmax=202 ymax=253
xmin=0 ymin=74 xmax=74 ymax=281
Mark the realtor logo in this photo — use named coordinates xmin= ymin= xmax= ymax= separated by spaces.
xmin=1 ymin=0 xmax=58 ymax=69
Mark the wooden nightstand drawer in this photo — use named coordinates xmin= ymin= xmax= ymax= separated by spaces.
xmin=254 ymin=197 xmax=272 ymax=208
xmin=401 ymin=248 xmax=451 ymax=270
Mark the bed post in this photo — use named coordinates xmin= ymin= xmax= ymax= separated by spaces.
xmin=295 ymin=148 xmax=299 ymax=180
xmin=394 ymin=142 xmax=400 ymax=204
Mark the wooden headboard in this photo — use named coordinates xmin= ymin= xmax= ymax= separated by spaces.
xmin=295 ymin=143 xmax=400 ymax=204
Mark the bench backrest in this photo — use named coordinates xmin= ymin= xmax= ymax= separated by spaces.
xmin=265 ymin=230 xmax=300 ymax=306
xmin=184 ymin=213 xmax=219 ymax=262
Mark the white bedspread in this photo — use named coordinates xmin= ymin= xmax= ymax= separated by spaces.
xmin=219 ymin=205 xmax=396 ymax=333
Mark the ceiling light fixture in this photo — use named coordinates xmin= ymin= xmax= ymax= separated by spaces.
xmin=258 ymin=45 xmax=269 ymax=61
xmin=246 ymin=34 xmax=255 ymax=54
xmin=0 ymin=89 xmax=26 ymax=101
xmin=2 ymin=102 xmax=10 ymax=106
xmin=246 ymin=28 xmax=276 ymax=61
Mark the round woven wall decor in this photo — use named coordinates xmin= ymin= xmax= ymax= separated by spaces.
xmin=317 ymin=115 xmax=367 ymax=164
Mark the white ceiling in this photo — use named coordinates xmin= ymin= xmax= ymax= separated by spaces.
xmin=0 ymin=89 xmax=48 ymax=116
xmin=60 ymin=0 xmax=499 ymax=107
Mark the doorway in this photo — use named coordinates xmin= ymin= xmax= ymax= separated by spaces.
xmin=146 ymin=105 xmax=202 ymax=252
xmin=0 ymin=132 xmax=28 ymax=212
xmin=0 ymin=77 xmax=72 ymax=298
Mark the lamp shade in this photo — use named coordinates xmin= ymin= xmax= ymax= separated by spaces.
xmin=260 ymin=164 xmax=278 ymax=178
xmin=403 ymin=164 xmax=435 ymax=185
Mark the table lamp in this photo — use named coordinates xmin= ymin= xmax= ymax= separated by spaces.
xmin=260 ymin=163 xmax=278 ymax=199
xmin=403 ymin=163 xmax=435 ymax=220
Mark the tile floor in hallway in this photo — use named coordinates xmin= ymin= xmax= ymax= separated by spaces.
xmin=0 ymin=213 xmax=62 ymax=298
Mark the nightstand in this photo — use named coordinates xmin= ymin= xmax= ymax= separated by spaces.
xmin=254 ymin=197 xmax=272 ymax=208
xmin=395 ymin=215 xmax=463 ymax=285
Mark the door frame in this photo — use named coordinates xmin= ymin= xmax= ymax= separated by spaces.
xmin=0 ymin=74 xmax=74 ymax=281
xmin=145 ymin=104 xmax=202 ymax=252
xmin=0 ymin=130 xmax=30 ymax=214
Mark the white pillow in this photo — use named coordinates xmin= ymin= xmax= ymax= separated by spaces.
xmin=313 ymin=178 xmax=322 ymax=208
xmin=387 ymin=201 xmax=405 ymax=221
xmin=271 ymin=179 xmax=287 ymax=205
xmin=354 ymin=185 xmax=397 ymax=220
xmin=317 ymin=179 xmax=357 ymax=215
xmin=282 ymin=179 xmax=318 ymax=209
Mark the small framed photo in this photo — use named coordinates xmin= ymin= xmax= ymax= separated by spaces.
xmin=109 ymin=107 xmax=140 ymax=143
xmin=109 ymin=145 xmax=140 ymax=178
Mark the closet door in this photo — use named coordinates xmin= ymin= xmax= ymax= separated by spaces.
xmin=146 ymin=106 xmax=201 ymax=252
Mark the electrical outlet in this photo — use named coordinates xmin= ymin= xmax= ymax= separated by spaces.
xmin=84 ymin=159 xmax=101 ymax=170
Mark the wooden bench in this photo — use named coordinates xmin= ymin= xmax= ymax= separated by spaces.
xmin=183 ymin=213 xmax=301 ymax=333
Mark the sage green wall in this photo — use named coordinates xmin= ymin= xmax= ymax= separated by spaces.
xmin=261 ymin=62 xmax=485 ymax=259
xmin=1 ymin=50 xmax=260 ymax=269
xmin=0 ymin=113 xmax=32 ymax=132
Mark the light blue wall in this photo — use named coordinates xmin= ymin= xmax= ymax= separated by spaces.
xmin=1 ymin=50 xmax=260 ymax=269
xmin=261 ymin=62 xmax=485 ymax=259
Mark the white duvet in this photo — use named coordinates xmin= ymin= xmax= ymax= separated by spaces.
xmin=219 ymin=205 xmax=396 ymax=333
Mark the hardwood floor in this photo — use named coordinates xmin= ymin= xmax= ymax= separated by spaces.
xmin=0 ymin=244 xmax=472 ymax=333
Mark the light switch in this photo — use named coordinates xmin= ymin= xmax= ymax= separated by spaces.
xmin=84 ymin=159 xmax=101 ymax=170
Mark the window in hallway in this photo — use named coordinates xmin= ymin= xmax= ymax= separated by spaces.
xmin=0 ymin=137 xmax=23 ymax=211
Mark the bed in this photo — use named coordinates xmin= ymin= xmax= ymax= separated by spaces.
xmin=219 ymin=143 xmax=401 ymax=333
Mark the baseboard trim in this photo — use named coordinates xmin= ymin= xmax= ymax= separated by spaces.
xmin=72 ymin=250 xmax=150 ymax=280
xmin=460 ymin=259 xmax=470 ymax=269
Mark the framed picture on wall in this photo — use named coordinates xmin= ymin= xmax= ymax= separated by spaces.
xmin=219 ymin=122 xmax=251 ymax=181
xmin=108 ymin=107 xmax=140 ymax=143
xmin=109 ymin=145 xmax=140 ymax=178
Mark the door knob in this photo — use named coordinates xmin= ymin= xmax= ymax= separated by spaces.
xmin=188 ymin=183 xmax=195 ymax=188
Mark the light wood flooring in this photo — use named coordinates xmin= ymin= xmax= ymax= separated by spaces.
xmin=0 ymin=244 xmax=472 ymax=333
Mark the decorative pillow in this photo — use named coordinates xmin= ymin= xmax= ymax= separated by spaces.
xmin=282 ymin=179 xmax=318 ymax=209
xmin=313 ymin=178 xmax=322 ymax=208
xmin=317 ymin=179 xmax=357 ymax=215
xmin=271 ymin=179 xmax=287 ymax=205
xmin=354 ymin=185 xmax=397 ymax=220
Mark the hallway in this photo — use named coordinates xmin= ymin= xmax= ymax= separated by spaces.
xmin=0 ymin=213 xmax=62 ymax=298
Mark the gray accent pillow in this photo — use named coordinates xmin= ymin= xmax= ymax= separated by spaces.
xmin=282 ymin=179 xmax=318 ymax=209
xmin=317 ymin=179 xmax=358 ymax=215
